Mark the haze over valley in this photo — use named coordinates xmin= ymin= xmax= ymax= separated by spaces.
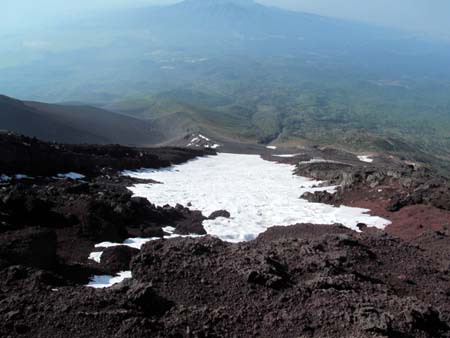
xmin=2 ymin=0 xmax=450 ymax=171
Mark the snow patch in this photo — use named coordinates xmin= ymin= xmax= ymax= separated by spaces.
xmin=87 ymin=226 xmax=203 ymax=288
xmin=273 ymin=154 xmax=302 ymax=158
xmin=95 ymin=226 xmax=203 ymax=250
xmin=187 ymin=134 xmax=220 ymax=149
xmin=1 ymin=174 xmax=33 ymax=182
xmin=198 ymin=134 xmax=210 ymax=141
xmin=299 ymin=158 xmax=341 ymax=164
xmin=125 ymin=153 xmax=390 ymax=243
xmin=358 ymin=155 xmax=374 ymax=163
xmin=205 ymin=144 xmax=221 ymax=149
xmin=86 ymin=271 xmax=132 ymax=289
xmin=88 ymin=251 xmax=103 ymax=263
xmin=0 ymin=175 xmax=11 ymax=182
xmin=56 ymin=172 xmax=85 ymax=180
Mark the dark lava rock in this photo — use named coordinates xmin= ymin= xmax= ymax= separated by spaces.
xmin=0 ymin=227 xmax=57 ymax=269
xmin=0 ymin=224 xmax=449 ymax=337
xmin=295 ymin=162 xmax=353 ymax=183
xmin=208 ymin=209 xmax=231 ymax=219
xmin=75 ymin=198 xmax=130 ymax=242
xmin=141 ymin=226 xmax=165 ymax=238
xmin=357 ymin=223 xmax=368 ymax=231
xmin=100 ymin=246 xmax=140 ymax=274
xmin=126 ymin=225 xmax=450 ymax=337
xmin=124 ymin=282 xmax=174 ymax=316
xmin=246 ymin=255 xmax=291 ymax=290
xmin=301 ymin=190 xmax=340 ymax=205
xmin=1 ymin=188 xmax=63 ymax=228
xmin=0 ymin=132 xmax=215 ymax=177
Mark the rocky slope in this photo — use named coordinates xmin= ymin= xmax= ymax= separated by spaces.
xmin=1 ymin=134 xmax=450 ymax=337
xmin=260 ymin=146 xmax=450 ymax=241
xmin=1 ymin=224 xmax=450 ymax=338
xmin=0 ymin=133 xmax=214 ymax=283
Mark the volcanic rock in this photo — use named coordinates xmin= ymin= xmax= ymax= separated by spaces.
xmin=208 ymin=209 xmax=231 ymax=219
xmin=0 ymin=227 xmax=57 ymax=269
xmin=100 ymin=246 xmax=140 ymax=274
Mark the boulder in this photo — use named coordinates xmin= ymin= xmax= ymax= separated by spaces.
xmin=208 ymin=210 xmax=231 ymax=220
xmin=100 ymin=246 xmax=140 ymax=274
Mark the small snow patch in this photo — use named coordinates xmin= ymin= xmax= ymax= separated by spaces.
xmin=205 ymin=143 xmax=221 ymax=149
xmin=187 ymin=134 xmax=220 ymax=149
xmin=163 ymin=226 xmax=176 ymax=234
xmin=0 ymin=175 xmax=11 ymax=182
xmin=94 ymin=227 xmax=203 ymax=250
xmin=15 ymin=174 xmax=32 ymax=180
xmin=56 ymin=172 xmax=85 ymax=180
xmin=273 ymin=154 xmax=302 ymax=158
xmin=86 ymin=271 xmax=132 ymax=289
xmin=88 ymin=251 xmax=103 ymax=263
xmin=87 ymin=226 xmax=202 ymax=288
xmin=299 ymin=158 xmax=340 ymax=164
xmin=358 ymin=155 xmax=373 ymax=163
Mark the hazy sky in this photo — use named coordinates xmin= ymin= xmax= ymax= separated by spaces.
xmin=3 ymin=0 xmax=450 ymax=38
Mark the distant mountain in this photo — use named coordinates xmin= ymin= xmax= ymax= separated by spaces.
xmin=0 ymin=95 xmax=164 ymax=145
xmin=115 ymin=0 xmax=410 ymax=59
xmin=2 ymin=0 xmax=448 ymax=102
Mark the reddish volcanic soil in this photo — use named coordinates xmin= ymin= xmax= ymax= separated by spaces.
xmin=337 ymin=188 xmax=450 ymax=240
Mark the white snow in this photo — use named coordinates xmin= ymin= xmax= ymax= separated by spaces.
xmin=86 ymin=271 xmax=132 ymax=289
xmin=299 ymin=158 xmax=341 ymax=164
xmin=273 ymin=154 xmax=302 ymax=158
xmin=205 ymin=144 xmax=221 ymax=149
xmin=125 ymin=153 xmax=390 ymax=243
xmin=88 ymin=251 xmax=103 ymax=263
xmin=358 ymin=155 xmax=374 ymax=163
xmin=198 ymin=134 xmax=210 ymax=141
xmin=56 ymin=172 xmax=85 ymax=180
xmin=187 ymin=135 xmax=219 ymax=149
xmin=94 ymin=226 xmax=203 ymax=250
xmin=0 ymin=175 xmax=11 ymax=182
xmin=266 ymin=146 xmax=277 ymax=150
xmin=1 ymin=174 xmax=33 ymax=181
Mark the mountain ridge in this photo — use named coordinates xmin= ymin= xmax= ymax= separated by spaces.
xmin=0 ymin=95 xmax=165 ymax=145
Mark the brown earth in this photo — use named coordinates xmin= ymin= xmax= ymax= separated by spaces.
xmin=1 ymin=224 xmax=450 ymax=338
xmin=1 ymin=134 xmax=450 ymax=337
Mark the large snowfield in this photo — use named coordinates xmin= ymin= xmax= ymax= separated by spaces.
xmin=88 ymin=153 xmax=390 ymax=287
xmin=125 ymin=153 xmax=390 ymax=242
